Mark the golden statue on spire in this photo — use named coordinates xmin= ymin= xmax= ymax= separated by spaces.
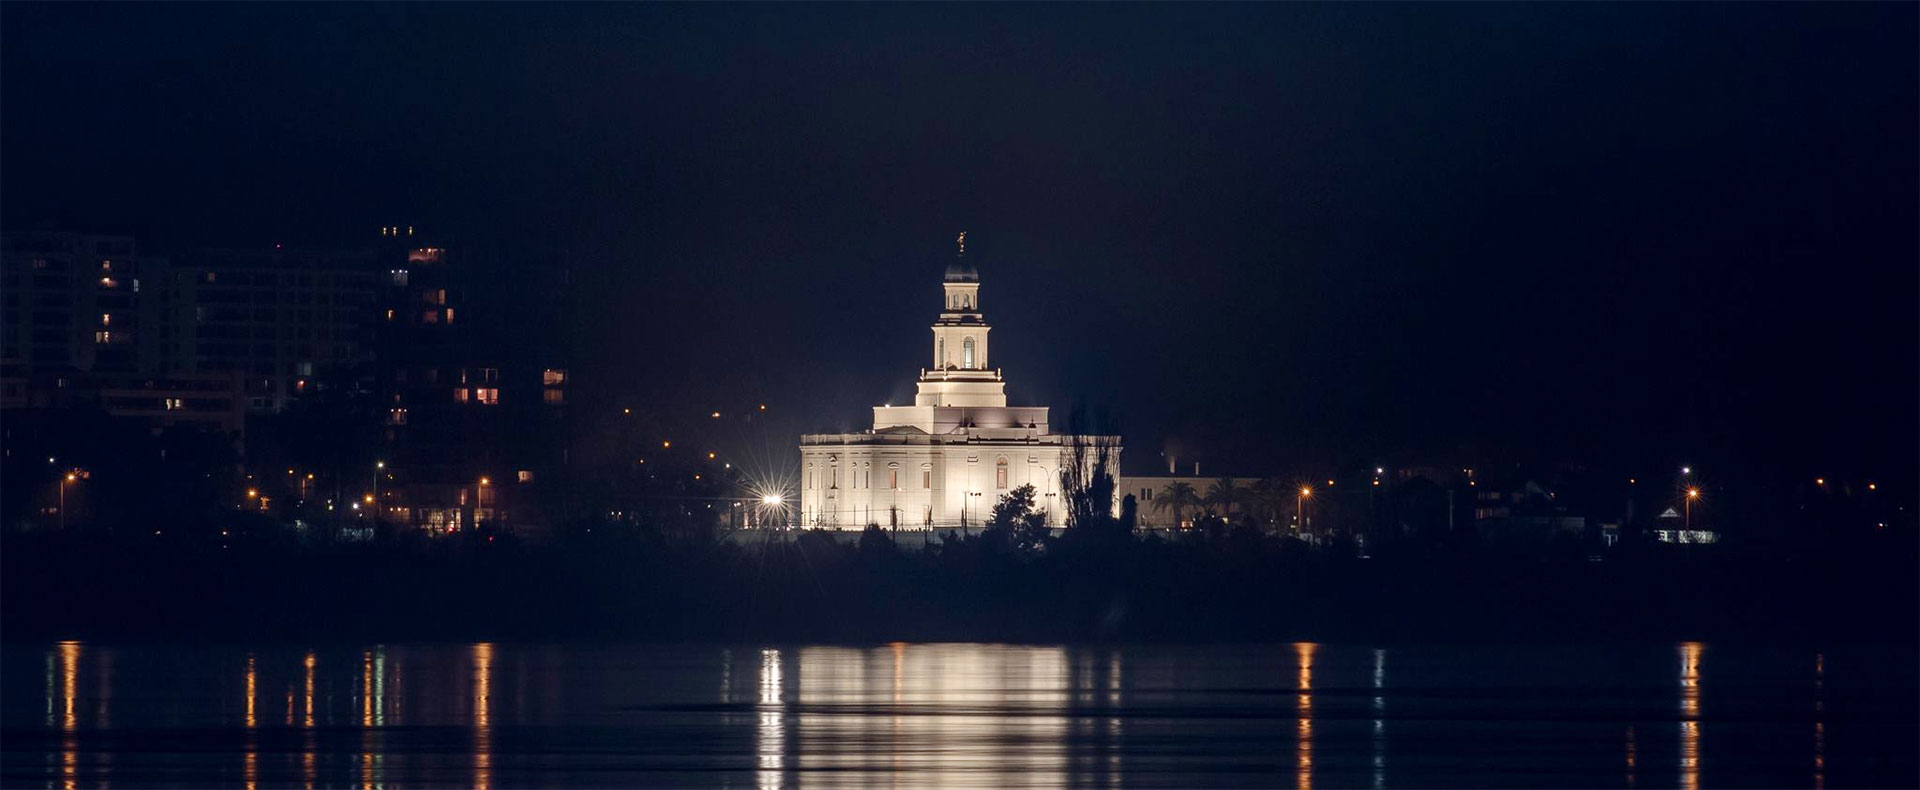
xmin=956 ymin=231 xmax=967 ymax=256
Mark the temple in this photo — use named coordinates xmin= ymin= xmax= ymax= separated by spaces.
xmin=797 ymin=236 xmax=1119 ymax=529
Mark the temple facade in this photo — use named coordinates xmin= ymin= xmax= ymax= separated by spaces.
xmin=797 ymin=238 xmax=1119 ymax=529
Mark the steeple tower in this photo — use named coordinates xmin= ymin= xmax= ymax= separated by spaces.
xmin=918 ymin=232 xmax=1004 ymax=407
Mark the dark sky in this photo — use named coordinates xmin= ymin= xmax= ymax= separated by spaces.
xmin=5 ymin=4 xmax=1915 ymax=482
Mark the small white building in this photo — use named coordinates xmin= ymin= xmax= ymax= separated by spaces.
xmin=798 ymin=243 xmax=1119 ymax=530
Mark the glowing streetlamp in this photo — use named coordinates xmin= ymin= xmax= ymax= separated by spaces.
xmin=1297 ymin=486 xmax=1312 ymax=535
xmin=60 ymin=471 xmax=79 ymax=530
xmin=1684 ymin=488 xmax=1700 ymax=530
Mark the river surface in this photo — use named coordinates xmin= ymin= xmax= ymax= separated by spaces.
xmin=1 ymin=641 xmax=1912 ymax=788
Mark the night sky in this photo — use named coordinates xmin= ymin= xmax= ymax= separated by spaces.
xmin=5 ymin=4 xmax=1914 ymax=482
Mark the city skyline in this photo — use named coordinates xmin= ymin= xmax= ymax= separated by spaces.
xmin=3 ymin=3 xmax=1913 ymax=485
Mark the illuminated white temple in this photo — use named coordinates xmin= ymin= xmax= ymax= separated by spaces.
xmin=798 ymin=235 xmax=1118 ymax=529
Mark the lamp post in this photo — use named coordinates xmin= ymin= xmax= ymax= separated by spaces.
xmin=373 ymin=460 xmax=385 ymax=522
xmin=59 ymin=471 xmax=77 ymax=530
xmin=1042 ymin=467 xmax=1056 ymax=527
xmin=1684 ymin=488 xmax=1700 ymax=531
xmin=1297 ymin=486 xmax=1312 ymax=539
xmin=477 ymin=476 xmax=491 ymax=529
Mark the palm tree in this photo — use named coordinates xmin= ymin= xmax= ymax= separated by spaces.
xmin=1249 ymin=477 xmax=1291 ymax=533
xmin=1205 ymin=476 xmax=1240 ymax=519
xmin=1153 ymin=481 xmax=1201 ymax=529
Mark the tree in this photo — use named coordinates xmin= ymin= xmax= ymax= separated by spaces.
xmin=1205 ymin=476 xmax=1241 ymax=519
xmin=986 ymin=484 xmax=1049 ymax=554
xmin=1153 ymin=481 xmax=1201 ymax=529
xmin=1249 ymin=477 xmax=1291 ymax=533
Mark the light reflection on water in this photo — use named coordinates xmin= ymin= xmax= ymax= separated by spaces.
xmin=1295 ymin=641 xmax=1314 ymax=790
xmin=7 ymin=640 xmax=1914 ymax=788
xmin=1678 ymin=641 xmax=1703 ymax=790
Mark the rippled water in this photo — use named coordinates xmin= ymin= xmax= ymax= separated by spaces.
xmin=1 ymin=641 xmax=1913 ymax=788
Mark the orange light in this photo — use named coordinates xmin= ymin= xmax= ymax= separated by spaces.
xmin=65 ymin=473 xmax=77 ymax=482
xmin=1686 ymin=488 xmax=1700 ymax=499
xmin=759 ymin=404 xmax=767 ymax=411
xmin=1868 ymin=483 xmax=1877 ymax=491
xmin=707 ymin=452 xmax=716 ymax=460
xmin=662 ymin=440 xmax=671 ymax=448
xmin=363 ymin=494 xmax=374 ymax=504
xmin=1816 ymin=478 xmax=1826 ymax=486
xmin=247 ymin=489 xmax=258 ymax=498
xmin=1300 ymin=487 xmax=1312 ymax=497
xmin=710 ymin=411 xmax=721 ymax=419
xmin=479 ymin=477 xmax=491 ymax=486
xmin=622 ymin=408 xmax=631 ymax=415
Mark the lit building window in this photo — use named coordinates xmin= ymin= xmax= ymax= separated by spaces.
xmin=922 ymin=470 xmax=932 ymax=489
xmin=517 ymin=470 xmax=534 ymax=483
xmin=390 ymin=270 xmax=409 ymax=287
xmin=93 ymin=331 xmax=113 ymax=343
xmin=995 ymin=457 xmax=1008 ymax=489
xmin=475 ymin=388 xmax=499 ymax=405
xmin=889 ymin=468 xmax=899 ymax=490
xmin=387 ymin=408 xmax=407 ymax=425
xmin=164 ymin=398 xmax=183 ymax=410
xmin=100 ymin=314 xmax=111 ymax=326
xmin=454 ymin=388 xmax=470 ymax=403
xmin=543 ymin=389 xmax=564 ymax=405
xmin=542 ymin=369 xmax=566 ymax=386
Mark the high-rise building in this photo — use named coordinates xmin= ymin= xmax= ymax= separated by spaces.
xmin=157 ymin=247 xmax=383 ymax=412
xmin=1 ymin=231 xmax=156 ymax=375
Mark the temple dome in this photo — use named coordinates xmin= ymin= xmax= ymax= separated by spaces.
xmin=943 ymin=260 xmax=979 ymax=282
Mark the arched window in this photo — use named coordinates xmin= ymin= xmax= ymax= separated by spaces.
xmin=938 ymin=337 xmax=945 ymax=368
xmin=963 ymin=337 xmax=975 ymax=369
xmin=995 ymin=457 xmax=1009 ymax=489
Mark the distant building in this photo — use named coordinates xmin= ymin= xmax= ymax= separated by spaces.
xmin=1650 ymin=506 xmax=1719 ymax=544
xmin=1 ymin=231 xmax=158 ymax=376
xmin=2 ymin=370 xmax=246 ymax=439
xmin=798 ymin=241 xmax=1119 ymax=529
xmin=1119 ymin=475 xmax=1253 ymax=529
xmin=1473 ymin=479 xmax=1586 ymax=542
xmin=156 ymin=247 xmax=384 ymax=412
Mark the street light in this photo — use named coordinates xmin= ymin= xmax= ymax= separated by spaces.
xmin=1684 ymin=488 xmax=1700 ymax=530
xmin=1297 ymin=486 xmax=1312 ymax=536
xmin=60 ymin=471 xmax=79 ymax=530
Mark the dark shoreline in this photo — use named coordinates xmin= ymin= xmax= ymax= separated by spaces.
xmin=6 ymin=529 xmax=1913 ymax=647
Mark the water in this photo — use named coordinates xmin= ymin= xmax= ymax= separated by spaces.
xmin=2 ymin=642 xmax=1912 ymax=788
